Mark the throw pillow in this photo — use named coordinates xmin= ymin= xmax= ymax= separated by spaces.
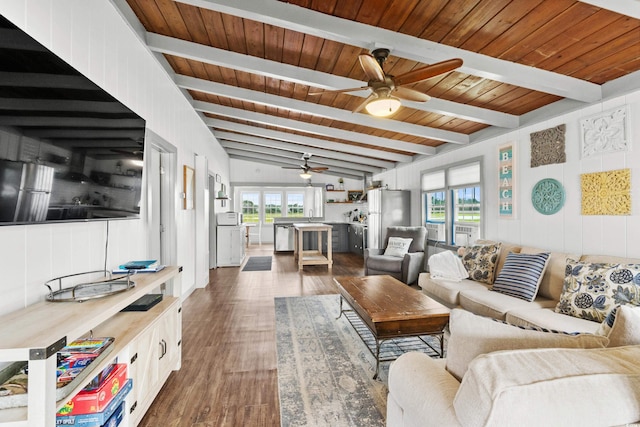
xmin=445 ymin=309 xmax=609 ymax=381
xmin=555 ymin=260 xmax=640 ymax=323
xmin=384 ymin=237 xmax=413 ymax=257
xmin=491 ymin=252 xmax=550 ymax=302
xmin=596 ymin=304 xmax=640 ymax=347
xmin=461 ymin=242 xmax=502 ymax=284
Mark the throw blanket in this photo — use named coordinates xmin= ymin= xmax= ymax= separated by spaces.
xmin=428 ymin=251 xmax=469 ymax=282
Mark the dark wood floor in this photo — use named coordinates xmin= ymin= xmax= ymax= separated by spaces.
xmin=139 ymin=245 xmax=366 ymax=426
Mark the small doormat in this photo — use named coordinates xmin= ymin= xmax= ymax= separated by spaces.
xmin=241 ymin=256 xmax=272 ymax=271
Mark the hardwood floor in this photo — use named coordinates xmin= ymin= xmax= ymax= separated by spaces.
xmin=139 ymin=245 xmax=366 ymax=426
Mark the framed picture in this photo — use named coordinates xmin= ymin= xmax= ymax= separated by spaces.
xmin=183 ymin=165 xmax=195 ymax=210
xmin=215 ymin=173 xmax=221 ymax=183
xmin=498 ymin=143 xmax=515 ymax=218
xmin=348 ymin=190 xmax=363 ymax=202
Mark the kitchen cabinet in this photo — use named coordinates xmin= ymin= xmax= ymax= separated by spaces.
xmin=349 ymin=223 xmax=368 ymax=255
xmin=217 ymin=225 xmax=246 ymax=266
xmin=322 ymin=223 xmax=349 ymax=253
xmin=0 ymin=266 xmax=182 ymax=427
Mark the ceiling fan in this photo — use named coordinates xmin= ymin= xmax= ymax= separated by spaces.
xmin=282 ymin=155 xmax=328 ymax=179
xmin=311 ymin=48 xmax=463 ymax=117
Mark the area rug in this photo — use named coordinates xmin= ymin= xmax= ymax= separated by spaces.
xmin=242 ymin=256 xmax=272 ymax=271
xmin=275 ymin=294 xmax=445 ymax=427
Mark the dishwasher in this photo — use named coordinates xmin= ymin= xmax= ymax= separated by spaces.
xmin=274 ymin=223 xmax=295 ymax=252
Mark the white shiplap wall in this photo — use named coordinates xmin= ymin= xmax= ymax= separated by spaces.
xmin=0 ymin=0 xmax=229 ymax=316
xmin=375 ymin=92 xmax=640 ymax=259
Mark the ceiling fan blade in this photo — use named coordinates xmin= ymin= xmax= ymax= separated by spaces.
xmin=309 ymin=86 xmax=370 ymax=95
xmin=309 ymin=167 xmax=329 ymax=172
xmin=393 ymin=58 xmax=463 ymax=87
xmin=352 ymin=92 xmax=378 ymax=113
xmin=282 ymin=166 xmax=303 ymax=170
xmin=392 ymin=86 xmax=431 ymax=103
xmin=358 ymin=54 xmax=385 ymax=82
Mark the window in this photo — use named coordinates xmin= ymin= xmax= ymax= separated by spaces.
xmin=287 ymin=192 xmax=304 ymax=218
xmin=264 ymin=192 xmax=282 ymax=223
xmin=426 ymin=191 xmax=446 ymax=223
xmin=421 ymin=160 xmax=482 ymax=245
xmin=241 ymin=192 xmax=260 ymax=223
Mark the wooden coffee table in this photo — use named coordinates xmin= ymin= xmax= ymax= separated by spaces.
xmin=334 ymin=275 xmax=451 ymax=379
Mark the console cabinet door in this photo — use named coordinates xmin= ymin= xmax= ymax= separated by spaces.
xmin=129 ymin=325 xmax=159 ymax=425
xmin=157 ymin=302 xmax=181 ymax=379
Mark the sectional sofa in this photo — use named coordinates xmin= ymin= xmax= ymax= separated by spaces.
xmin=387 ymin=308 xmax=640 ymax=427
xmin=419 ymin=240 xmax=640 ymax=333
xmin=386 ymin=241 xmax=640 ymax=426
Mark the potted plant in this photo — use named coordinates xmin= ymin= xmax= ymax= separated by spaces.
xmin=338 ymin=177 xmax=344 ymax=190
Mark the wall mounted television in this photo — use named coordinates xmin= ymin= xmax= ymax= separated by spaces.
xmin=0 ymin=15 xmax=146 ymax=225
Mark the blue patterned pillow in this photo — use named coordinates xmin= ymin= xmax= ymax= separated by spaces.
xmin=491 ymin=252 xmax=550 ymax=302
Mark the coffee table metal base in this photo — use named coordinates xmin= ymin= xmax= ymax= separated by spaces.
xmin=337 ymin=295 xmax=445 ymax=379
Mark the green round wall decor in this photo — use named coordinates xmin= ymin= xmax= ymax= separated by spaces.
xmin=531 ymin=178 xmax=565 ymax=215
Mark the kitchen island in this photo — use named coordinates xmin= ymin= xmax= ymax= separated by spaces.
xmin=293 ymin=223 xmax=333 ymax=270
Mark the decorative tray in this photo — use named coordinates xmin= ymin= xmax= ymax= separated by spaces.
xmin=45 ymin=270 xmax=134 ymax=302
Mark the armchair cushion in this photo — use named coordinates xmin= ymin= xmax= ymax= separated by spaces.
xmin=383 ymin=226 xmax=427 ymax=253
xmin=366 ymin=255 xmax=403 ymax=273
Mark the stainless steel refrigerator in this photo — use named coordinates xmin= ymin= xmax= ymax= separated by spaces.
xmin=0 ymin=160 xmax=54 ymax=223
xmin=366 ymin=189 xmax=411 ymax=249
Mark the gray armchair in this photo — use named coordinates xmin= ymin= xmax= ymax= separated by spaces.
xmin=364 ymin=226 xmax=427 ymax=285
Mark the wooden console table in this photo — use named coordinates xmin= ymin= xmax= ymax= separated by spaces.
xmin=0 ymin=266 xmax=182 ymax=426
xmin=293 ymin=223 xmax=333 ymax=270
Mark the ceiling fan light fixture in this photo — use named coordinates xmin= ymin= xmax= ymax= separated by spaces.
xmin=299 ymin=172 xmax=312 ymax=179
xmin=365 ymin=96 xmax=401 ymax=117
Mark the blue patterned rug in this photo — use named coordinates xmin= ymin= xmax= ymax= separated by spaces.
xmin=275 ymin=294 xmax=445 ymax=427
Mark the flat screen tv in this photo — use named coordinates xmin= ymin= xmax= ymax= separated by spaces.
xmin=0 ymin=14 xmax=146 ymax=225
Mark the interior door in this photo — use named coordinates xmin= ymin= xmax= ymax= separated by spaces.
xmin=209 ymin=174 xmax=217 ymax=269
xmin=148 ymin=148 xmax=161 ymax=261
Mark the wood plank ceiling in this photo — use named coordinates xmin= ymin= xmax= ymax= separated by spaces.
xmin=120 ymin=0 xmax=640 ymax=179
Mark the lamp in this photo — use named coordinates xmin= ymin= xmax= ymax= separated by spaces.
xmin=299 ymin=172 xmax=312 ymax=179
xmin=365 ymin=96 xmax=401 ymax=117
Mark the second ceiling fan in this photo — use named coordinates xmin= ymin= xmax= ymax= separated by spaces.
xmin=312 ymin=48 xmax=463 ymax=117
xmin=282 ymin=155 xmax=328 ymax=179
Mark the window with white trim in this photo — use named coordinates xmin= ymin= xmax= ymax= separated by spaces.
xmin=264 ymin=192 xmax=282 ymax=224
xmin=287 ymin=192 xmax=304 ymax=218
xmin=421 ymin=160 xmax=482 ymax=245
xmin=241 ymin=192 xmax=260 ymax=223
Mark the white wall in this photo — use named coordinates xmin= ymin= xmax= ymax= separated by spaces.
xmin=375 ymin=92 xmax=640 ymax=259
xmin=0 ymin=0 xmax=229 ymax=314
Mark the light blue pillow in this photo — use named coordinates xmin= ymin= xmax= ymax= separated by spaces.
xmin=491 ymin=252 xmax=550 ymax=302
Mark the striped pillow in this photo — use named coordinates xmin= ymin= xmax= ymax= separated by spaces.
xmin=491 ymin=252 xmax=550 ymax=302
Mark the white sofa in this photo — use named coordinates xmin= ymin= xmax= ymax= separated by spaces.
xmin=420 ymin=240 xmax=640 ymax=333
xmin=387 ymin=308 xmax=640 ymax=427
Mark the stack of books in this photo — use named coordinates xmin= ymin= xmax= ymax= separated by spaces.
xmin=112 ymin=260 xmax=165 ymax=274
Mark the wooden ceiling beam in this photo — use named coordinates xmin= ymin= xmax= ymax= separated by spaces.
xmin=177 ymin=0 xmax=602 ymax=102
xmin=179 ymin=75 xmax=467 ymax=145
xmin=152 ymin=34 xmax=518 ymax=128
xmin=224 ymin=148 xmax=371 ymax=177
xmin=209 ymin=119 xmax=411 ymax=163
xmin=212 ymin=129 xmax=397 ymax=169
xmin=228 ymin=153 xmax=365 ymax=180
xmin=192 ymin=98 xmax=436 ymax=155
xmin=219 ymin=140 xmax=383 ymax=174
